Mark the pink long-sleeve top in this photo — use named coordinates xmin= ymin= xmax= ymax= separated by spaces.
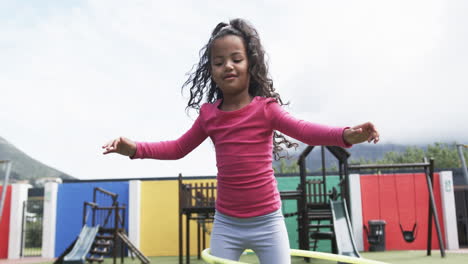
xmin=133 ymin=96 xmax=351 ymax=218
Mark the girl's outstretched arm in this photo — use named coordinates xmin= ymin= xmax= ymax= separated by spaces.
xmin=102 ymin=137 xmax=137 ymax=157
xmin=266 ymin=101 xmax=379 ymax=147
xmin=343 ymin=122 xmax=380 ymax=145
xmin=102 ymin=113 xmax=208 ymax=160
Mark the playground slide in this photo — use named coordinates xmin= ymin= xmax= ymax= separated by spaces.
xmin=330 ymin=200 xmax=361 ymax=258
xmin=63 ymin=225 xmax=99 ymax=264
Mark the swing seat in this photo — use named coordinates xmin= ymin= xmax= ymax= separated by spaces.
xmin=402 ymin=231 xmax=416 ymax=243
xmin=400 ymin=223 xmax=417 ymax=243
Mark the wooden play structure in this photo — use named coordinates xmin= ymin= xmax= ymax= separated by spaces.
xmin=178 ymin=174 xmax=215 ymax=264
xmin=177 ymin=146 xmax=357 ymax=262
xmin=55 ymin=187 xmax=150 ymax=264
xmin=178 ymin=145 xmax=447 ymax=262
xmin=296 ymin=146 xmax=351 ymax=253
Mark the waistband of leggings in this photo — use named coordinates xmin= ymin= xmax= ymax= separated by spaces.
xmin=214 ymin=208 xmax=283 ymax=222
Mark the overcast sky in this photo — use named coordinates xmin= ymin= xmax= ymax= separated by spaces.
xmin=1 ymin=0 xmax=467 ymax=180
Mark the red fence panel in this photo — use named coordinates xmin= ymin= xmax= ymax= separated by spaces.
xmin=0 ymin=186 xmax=12 ymax=258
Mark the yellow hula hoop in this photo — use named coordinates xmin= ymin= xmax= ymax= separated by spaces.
xmin=201 ymin=248 xmax=389 ymax=264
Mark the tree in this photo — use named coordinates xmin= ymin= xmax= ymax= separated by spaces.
xmin=274 ymin=159 xmax=300 ymax=174
xmin=426 ymin=142 xmax=462 ymax=168
xmin=350 ymin=142 xmax=468 ymax=169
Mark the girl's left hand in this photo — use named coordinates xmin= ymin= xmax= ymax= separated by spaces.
xmin=343 ymin=122 xmax=380 ymax=145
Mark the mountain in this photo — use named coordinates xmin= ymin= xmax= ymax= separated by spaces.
xmin=274 ymin=142 xmax=421 ymax=173
xmin=0 ymin=136 xmax=75 ymax=185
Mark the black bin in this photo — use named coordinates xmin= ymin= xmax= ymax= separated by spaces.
xmin=367 ymin=220 xmax=386 ymax=251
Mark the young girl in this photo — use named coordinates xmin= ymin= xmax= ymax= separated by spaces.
xmin=102 ymin=18 xmax=379 ymax=264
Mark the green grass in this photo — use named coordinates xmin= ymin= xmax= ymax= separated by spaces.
xmin=22 ymin=247 xmax=42 ymax=257
xmin=33 ymin=251 xmax=467 ymax=264
xmin=361 ymin=250 xmax=468 ymax=264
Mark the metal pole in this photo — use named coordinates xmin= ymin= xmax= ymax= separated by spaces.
xmin=186 ymin=213 xmax=190 ymax=264
xmin=457 ymin=144 xmax=468 ymax=185
xmin=0 ymin=160 xmax=12 ymax=223
xmin=114 ymin=205 xmax=118 ymax=264
xmin=20 ymin=201 xmax=26 ymax=257
xmin=321 ymin=146 xmax=327 ymax=202
xmin=179 ymin=173 xmax=183 ymax=264
xmin=344 ymin=158 xmax=352 ymax=222
xmin=425 ymin=159 xmax=433 ymax=256
xmin=425 ymin=158 xmax=446 ymax=257
xmin=349 ymin=162 xmax=430 ymax=170
xmin=298 ymin=153 xmax=308 ymax=251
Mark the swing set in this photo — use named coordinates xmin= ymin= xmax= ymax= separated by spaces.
xmin=393 ymin=172 xmax=418 ymax=243
xmin=348 ymin=158 xmax=446 ymax=257
xmin=365 ymin=171 xmax=418 ymax=244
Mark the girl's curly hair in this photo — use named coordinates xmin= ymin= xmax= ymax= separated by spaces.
xmin=182 ymin=18 xmax=297 ymax=159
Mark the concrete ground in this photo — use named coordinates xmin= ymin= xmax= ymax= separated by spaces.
xmin=0 ymin=257 xmax=55 ymax=264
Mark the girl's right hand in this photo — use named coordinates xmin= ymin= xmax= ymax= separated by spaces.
xmin=102 ymin=137 xmax=137 ymax=157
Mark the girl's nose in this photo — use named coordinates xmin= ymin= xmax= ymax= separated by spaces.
xmin=225 ymin=61 xmax=234 ymax=70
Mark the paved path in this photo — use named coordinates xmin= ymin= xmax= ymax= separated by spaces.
xmin=447 ymin=248 xmax=468 ymax=254
xmin=0 ymin=257 xmax=54 ymax=264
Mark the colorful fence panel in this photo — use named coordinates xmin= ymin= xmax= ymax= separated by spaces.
xmin=0 ymin=185 xmax=11 ymax=258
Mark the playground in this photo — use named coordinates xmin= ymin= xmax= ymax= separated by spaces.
xmin=1 ymin=145 xmax=468 ymax=264
xmin=2 ymin=1 xmax=468 ymax=263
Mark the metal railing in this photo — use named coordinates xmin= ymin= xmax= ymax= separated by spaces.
xmin=20 ymin=199 xmax=43 ymax=257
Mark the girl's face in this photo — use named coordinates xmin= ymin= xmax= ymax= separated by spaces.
xmin=210 ymin=35 xmax=250 ymax=98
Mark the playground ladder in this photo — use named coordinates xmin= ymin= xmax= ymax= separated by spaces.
xmin=116 ymin=231 xmax=150 ymax=264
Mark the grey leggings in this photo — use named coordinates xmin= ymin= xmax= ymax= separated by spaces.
xmin=210 ymin=209 xmax=291 ymax=264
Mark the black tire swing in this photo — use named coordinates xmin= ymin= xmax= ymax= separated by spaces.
xmin=393 ymin=172 xmax=418 ymax=243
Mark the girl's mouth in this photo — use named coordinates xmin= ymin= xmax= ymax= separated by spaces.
xmin=224 ymin=74 xmax=237 ymax=80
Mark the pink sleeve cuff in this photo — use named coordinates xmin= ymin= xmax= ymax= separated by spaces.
xmin=340 ymin=127 xmax=353 ymax=148
xmin=129 ymin=142 xmax=141 ymax=159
